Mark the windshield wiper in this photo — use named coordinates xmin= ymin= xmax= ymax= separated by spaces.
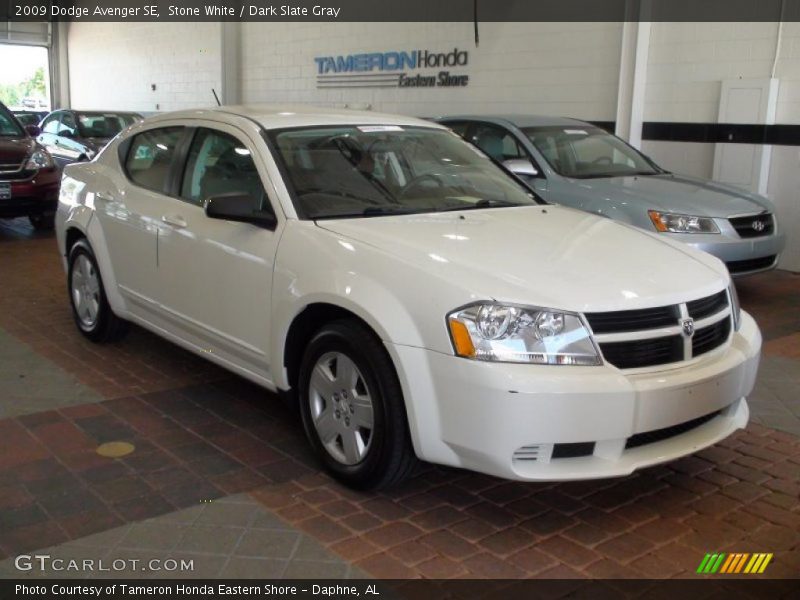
xmin=312 ymin=206 xmax=428 ymax=220
xmin=437 ymin=199 xmax=522 ymax=211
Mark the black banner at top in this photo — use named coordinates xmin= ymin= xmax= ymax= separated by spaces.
xmin=4 ymin=0 xmax=800 ymax=22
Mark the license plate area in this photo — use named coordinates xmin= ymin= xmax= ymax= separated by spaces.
xmin=0 ymin=182 xmax=11 ymax=200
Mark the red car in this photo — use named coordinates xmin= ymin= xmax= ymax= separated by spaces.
xmin=0 ymin=101 xmax=60 ymax=230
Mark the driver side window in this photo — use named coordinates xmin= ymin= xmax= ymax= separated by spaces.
xmin=180 ymin=128 xmax=270 ymax=211
xmin=471 ymin=124 xmax=525 ymax=163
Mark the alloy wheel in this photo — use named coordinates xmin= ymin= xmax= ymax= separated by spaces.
xmin=308 ymin=351 xmax=375 ymax=465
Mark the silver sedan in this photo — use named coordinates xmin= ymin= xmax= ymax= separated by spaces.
xmin=435 ymin=115 xmax=786 ymax=276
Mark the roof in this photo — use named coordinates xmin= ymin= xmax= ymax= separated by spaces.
xmin=143 ymin=104 xmax=444 ymax=130
xmin=433 ymin=114 xmax=594 ymax=128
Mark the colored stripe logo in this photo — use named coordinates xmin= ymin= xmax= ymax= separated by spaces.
xmin=697 ymin=552 xmax=773 ymax=574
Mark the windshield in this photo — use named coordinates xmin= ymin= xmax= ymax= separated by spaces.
xmin=13 ymin=112 xmax=40 ymax=127
xmin=0 ymin=107 xmax=25 ymax=137
xmin=77 ymin=112 xmax=140 ymax=138
xmin=523 ymin=126 xmax=660 ymax=179
xmin=270 ymin=126 xmax=540 ymax=219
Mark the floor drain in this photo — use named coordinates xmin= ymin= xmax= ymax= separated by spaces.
xmin=96 ymin=441 xmax=135 ymax=458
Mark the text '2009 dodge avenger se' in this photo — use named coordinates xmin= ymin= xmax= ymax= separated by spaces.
xmin=55 ymin=106 xmax=761 ymax=489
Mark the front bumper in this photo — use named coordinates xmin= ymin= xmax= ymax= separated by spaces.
xmin=0 ymin=170 xmax=60 ymax=218
xmin=392 ymin=311 xmax=761 ymax=481
xmin=669 ymin=230 xmax=786 ymax=276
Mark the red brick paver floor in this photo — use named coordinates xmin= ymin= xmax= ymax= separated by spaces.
xmin=0 ymin=219 xmax=798 ymax=579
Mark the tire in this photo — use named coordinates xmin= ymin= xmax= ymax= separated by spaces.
xmin=298 ymin=319 xmax=417 ymax=490
xmin=29 ymin=213 xmax=55 ymax=231
xmin=67 ymin=239 xmax=128 ymax=343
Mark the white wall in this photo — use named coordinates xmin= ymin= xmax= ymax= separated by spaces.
xmin=240 ymin=22 xmax=623 ymax=119
xmin=67 ymin=21 xmax=221 ymax=112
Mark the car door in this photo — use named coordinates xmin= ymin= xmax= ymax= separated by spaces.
xmin=153 ymin=123 xmax=280 ymax=383
xmin=37 ymin=112 xmax=62 ymax=160
xmin=54 ymin=112 xmax=90 ymax=164
xmin=93 ymin=125 xmax=186 ymax=320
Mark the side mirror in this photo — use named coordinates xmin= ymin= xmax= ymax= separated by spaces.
xmin=502 ymin=159 xmax=539 ymax=178
xmin=25 ymin=125 xmax=41 ymax=137
xmin=205 ymin=192 xmax=277 ymax=229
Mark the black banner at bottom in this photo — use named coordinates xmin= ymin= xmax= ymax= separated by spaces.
xmin=2 ymin=579 xmax=797 ymax=600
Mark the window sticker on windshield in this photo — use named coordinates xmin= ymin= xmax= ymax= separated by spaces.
xmin=357 ymin=125 xmax=404 ymax=133
xmin=564 ymin=129 xmax=589 ymax=135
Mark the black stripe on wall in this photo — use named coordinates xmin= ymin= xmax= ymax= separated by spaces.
xmin=643 ymin=122 xmax=800 ymax=146
xmin=588 ymin=121 xmax=800 ymax=147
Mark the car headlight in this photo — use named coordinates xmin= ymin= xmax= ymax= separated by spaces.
xmin=447 ymin=303 xmax=601 ymax=365
xmin=648 ymin=210 xmax=719 ymax=234
xmin=728 ymin=284 xmax=742 ymax=331
xmin=25 ymin=149 xmax=53 ymax=171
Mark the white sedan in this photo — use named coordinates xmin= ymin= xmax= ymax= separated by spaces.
xmin=55 ymin=105 xmax=761 ymax=489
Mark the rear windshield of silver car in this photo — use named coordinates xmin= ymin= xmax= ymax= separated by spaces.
xmin=268 ymin=125 xmax=540 ymax=219
xmin=77 ymin=112 xmax=140 ymax=138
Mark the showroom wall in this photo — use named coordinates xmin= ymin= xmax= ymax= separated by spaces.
xmin=67 ymin=21 xmax=221 ymax=112
xmin=239 ymin=22 xmax=624 ymax=119
xmin=65 ymin=20 xmax=800 ymax=271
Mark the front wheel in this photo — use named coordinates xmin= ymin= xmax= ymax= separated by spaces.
xmin=67 ymin=239 xmax=128 ymax=342
xmin=298 ymin=320 xmax=417 ymax=490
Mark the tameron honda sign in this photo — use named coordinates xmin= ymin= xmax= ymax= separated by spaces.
xmin=314 ymin=48 xmax=470 ymax=88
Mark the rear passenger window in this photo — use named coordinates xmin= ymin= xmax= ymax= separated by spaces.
xmin=124 ymin=127 xmax=183 ymax=192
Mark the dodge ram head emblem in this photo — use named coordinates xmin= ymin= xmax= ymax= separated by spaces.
xmin=682 ymin=318 xmax=695 ymax=337
xmin=752 ymin=219 xmax=766 ymax=232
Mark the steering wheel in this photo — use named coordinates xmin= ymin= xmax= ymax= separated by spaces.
xmin=398 ymin=173 xmax=445 ymax=199
xmin=592 ymin=156 xmax=613 ymax=165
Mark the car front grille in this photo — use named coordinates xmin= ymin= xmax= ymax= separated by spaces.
xmin=729 ymin=213 xmax=774 ymax=238
xmin=584 ymin=305 xmax=678 ymax=334
xmin=693 ymin=318 xmax=732 ymax=357
xmin=599 ymin=335 xmax=683 ymax=369
xmin=726 ymin=255 xmax=777 ymax=275
xmin=687 ymin=290 xmax=728 ymax=319
xmin=0 ymin=160 xmax=34 ymax=181
xmin=586 ymin=290 xmax=732 ymax=370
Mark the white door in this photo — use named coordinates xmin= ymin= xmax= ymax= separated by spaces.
xmin=153 ymin=124 xmax=280 ymax=383
xmin=93 ymin=126 xmax=186 ymax=318
xmin=712 ymin=78 xmax=779 ymax=195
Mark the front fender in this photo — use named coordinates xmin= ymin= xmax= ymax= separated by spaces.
xmin=271 ymin=222 xmax=471 ymax=463
xmin=270 ymin=270 xmax=428 ymax=390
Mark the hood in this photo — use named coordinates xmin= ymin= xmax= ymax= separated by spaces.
xmin=317 ymin=206 xmax=729 ymax=313
xmin=0 ymin=136 xmax=34 ymax=164
xmin=570 ymin=173 xmax=773 ymax=217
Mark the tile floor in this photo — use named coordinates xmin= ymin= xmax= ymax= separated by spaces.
xmin=0 ymin=217 xmax=797 ymax=580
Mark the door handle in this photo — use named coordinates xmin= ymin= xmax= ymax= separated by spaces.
xmin=161 ymin=214 xmax=187 ymax=228
xmin=95 ymin=192 xmax=114 ymax=202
